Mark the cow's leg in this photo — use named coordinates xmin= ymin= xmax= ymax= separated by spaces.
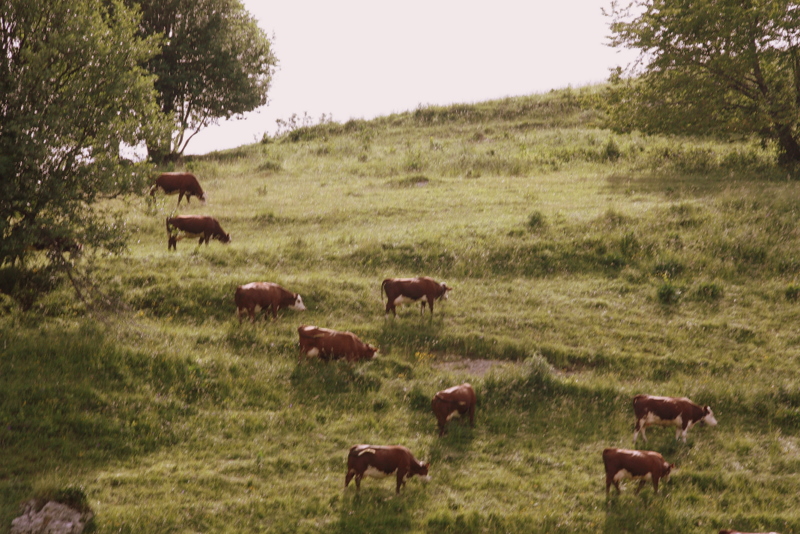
xmin=635 ymin=479 xmax=647 ymax=495
xmin=633 ymin=419 xmax=643 ymax=444
xmin=345 ymin=469 xmax=355 ymax=488
xmin=355 ymin=474 xmax=362 ymax=490
xmin=468 ymin=403 xmax=475 ymax=427
xmin=639 ymin=425 xmax=647 ymax=443
xmin=395 ymin=470 xmax=407 ymax=493
xmin=652 ymin=477 xmax=659 ymax=494
xmin=168 ymin=235 xmax=177 ymax=250
xmin=271 ymin=305 xmax=278 ymax=320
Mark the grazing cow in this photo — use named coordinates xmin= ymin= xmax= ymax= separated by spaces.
xmin=603 ymin=448 xmax=674 ymax=496
xmin=345 ymin=444 xmax=430 ymax=494
xmin=297 ymin=325 xmax=377 ymax=361
xmin=166 ymin=216 xmax=230 ymax=250
xmin=633 ymin=394 xmax=718 ymax=444
xmin=431 ymin=383 xmax=476 ymax=436
xmin=234 ymin=282 xmax=306 ymax=322
xmin=381 ymin=276 xmax=451 ymax=317
xmin=719 ymin=531 xmax=781 ymax=534
xmin=149 ymin=172 xmax=206 ymax=205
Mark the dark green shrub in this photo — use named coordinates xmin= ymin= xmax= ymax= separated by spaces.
xmin=657 ymin=278 xmax=681 ymax=304
xmin=527 ymin=211 xmax=547 ymax=230
xmin=786 ymin=284 xmax=800 ymax=302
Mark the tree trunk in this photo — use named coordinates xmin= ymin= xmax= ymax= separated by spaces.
xmin=775 ymin=124 xmax=800 ymax=164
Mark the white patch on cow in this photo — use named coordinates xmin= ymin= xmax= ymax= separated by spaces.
xmin=614 ymin=469 xmax=652 ymax=483
xmin=306 ymin=347 xmax=319 ymax=357
xmin=358 ymin=448 xmax=376 ymax=456
xmin=254 ymin=304 xmax=263 ymax=313
xmin=394 ymin=295 xmax=426 ymax=306
xmin=446 ymin=411 xmax=460 ymax=421
xmin=644 ymin=412 xmax=680 ymax=427
xmin=292 ymin=295 xmax=306 ymax=311
xmin=364 ymin=466 xmax=393 ymax=478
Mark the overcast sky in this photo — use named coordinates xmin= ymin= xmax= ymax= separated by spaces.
xmin=185 ymin=0 xmax=637 ymax=155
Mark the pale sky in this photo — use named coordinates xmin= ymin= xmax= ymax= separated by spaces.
xmin=185 ymin=0 xmax=636 ymax=155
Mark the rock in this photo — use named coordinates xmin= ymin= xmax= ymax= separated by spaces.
xmin=11 ymin=500 xmax=93 ymax=534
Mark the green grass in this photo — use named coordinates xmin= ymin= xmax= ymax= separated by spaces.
xmin=2 ymin=86 xmax=800 ymax=533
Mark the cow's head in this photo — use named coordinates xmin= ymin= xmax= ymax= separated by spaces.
xmin=413 ymin=461 xmax=430 ymax=479
xmin=662 ymin=462 xmax=675 ymax=482
xmin=440 ymin=283 xmax=452 ymax=300
xmin=365 ymin=344 xmax=378 ymax=360
xmin=199 ymin=191 xmax=208 ymax=204
xmin=702 ymin=406 xmax=718 ymax=426
xmin=217 ymin=233 xmax=231 ymax=244
xmin=292 ymin=294 xmax=307 ymax=312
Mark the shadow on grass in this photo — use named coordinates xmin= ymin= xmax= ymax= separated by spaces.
xmin=331 ymin=485 xmax=430 ymax=534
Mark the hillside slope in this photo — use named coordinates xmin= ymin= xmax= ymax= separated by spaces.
xmin=1 ymin=87 xmax=799 ymax=533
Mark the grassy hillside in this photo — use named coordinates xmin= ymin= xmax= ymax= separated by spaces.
xmin=2 ymin=86 xmax=800 ymax=533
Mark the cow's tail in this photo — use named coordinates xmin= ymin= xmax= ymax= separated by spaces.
xmin=380 ymin=279 xmax=387 ymax=300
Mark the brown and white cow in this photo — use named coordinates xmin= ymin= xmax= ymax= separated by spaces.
xmin=234 ymin=282 xmax=306 ymax=322
xmin=633 ymin=394 xmax=718 ymax=444
xmin=345 ymin=444 xmax=430 ymax=494
xmin=166 ymin=215 xmax=230 ymax=250
xmin=297 ymin=325 xmax=377 ymax=362
xmin=431 ymin=383 xmax=476 ymax=436
xmin=603 ymin=448 xmax=674 ymax=496
xmin=150 ymin=172 xmax=206 ymax=205
xmin=719 ymin=530 xmax=781 ymax=534
xmin=381 ymin=276 xmax=451 ymax=317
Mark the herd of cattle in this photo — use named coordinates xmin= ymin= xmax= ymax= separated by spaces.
xmin=151 ymin=173 xmax=775 ymax=534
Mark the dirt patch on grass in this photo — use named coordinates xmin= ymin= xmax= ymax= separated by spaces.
xmin=432 ymin=357 xmax=519 ymax=376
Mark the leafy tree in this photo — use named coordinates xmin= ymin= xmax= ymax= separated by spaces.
xmin=130 ymin=0 xmax=278 ymax=161
xmin=0 ymin=0 xmax=163 ymax=304
xmin=606 ymin=0 xmax=800 ymax=163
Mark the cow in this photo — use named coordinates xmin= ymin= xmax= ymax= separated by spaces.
xmin=149 ymin=172 xmax=206 ymax=205
xmin=603 ymin=448 xmax=674 ymax=496
xmin=381 ymin=276 xmax=451 ymax=317
xmin=234 ymin=282 xmax=306 ymax=322
xmin=297 ymin=325 xmax=377 ymax=361
xmin=345 ymin=444 xmax=430 ymax=494
xmin=633 ymin=394 xmax=718 ymax=444
xmin=719 ymin=531 xmax=781 ymax=534
xmin=166 ymin=215 xmax=230 ymax=250
xmin=431 ymin=383 xmax=476 ymax=436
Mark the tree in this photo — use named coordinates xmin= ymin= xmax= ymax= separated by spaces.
xmin=606 ymin=0 xmax=800 ymax=163
xmin=130 ymin=0 xmax=278 ymax=161
xmin=0 ymin=0 xmax=164 ymax=303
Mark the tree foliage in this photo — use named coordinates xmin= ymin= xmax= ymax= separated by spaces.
xmin=606 ymin=0 xmax=800 ymax=163
xmin=0 ymin=0 xmax=163 ymax=300
xmin=130 ymin=0 xmax=277 ymax=161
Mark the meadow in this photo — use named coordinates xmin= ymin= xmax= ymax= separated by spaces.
xmin=2 ymin=86 xmax=800 ymax=533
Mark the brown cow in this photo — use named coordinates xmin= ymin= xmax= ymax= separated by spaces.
xmin=381 ymin=276 xmax=451 ymax=317
xmin=235 ymin=282 xmax=306 ymax=322
xmin=633 ymin=394 xmax=718 ymax=444
xmin=603 ymin=448 xmax=674 ymax=496
xmin=719 ymin=531 xmax=781 ymax=534
xmin=345 ymin=444 xmax=430 ymax=494
xmin=298 ymin=325 xmax=377 ymax=361
xmin=150 ymin=172 xmax=206 ymax=205
xmin=166 ymin=216 xmax=230 ymax=250
xmin=431 ymin=383 xmax=476 ymax=436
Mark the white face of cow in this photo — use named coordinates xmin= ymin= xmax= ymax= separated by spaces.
xmin=441 ymin=284 xmax=450 ymax=300
xmin=703 ymin=407 xmax=718 ymax=426
xmin=292 ymin=295 xmax=307 ymax=311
